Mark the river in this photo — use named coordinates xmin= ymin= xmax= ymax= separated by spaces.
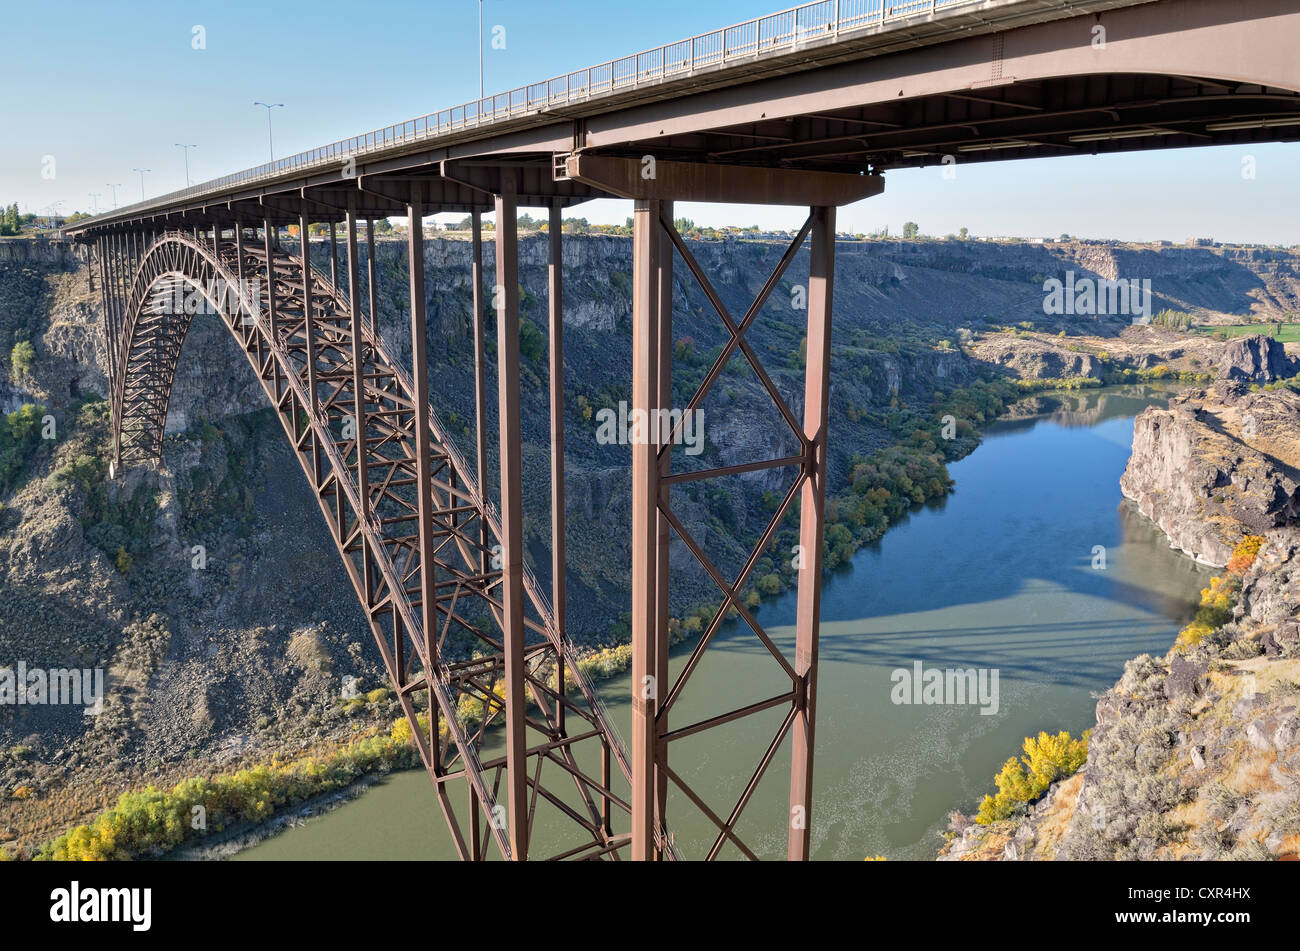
xmin=235 ymin=383 xmax=1210 ymax=861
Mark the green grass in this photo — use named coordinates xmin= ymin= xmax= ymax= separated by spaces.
xmin=1194 ymin=323 xmax=1300 ymax=343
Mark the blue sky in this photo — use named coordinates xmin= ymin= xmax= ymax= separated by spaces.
xmin=4 ymin=0 xmax=1297 ymax=244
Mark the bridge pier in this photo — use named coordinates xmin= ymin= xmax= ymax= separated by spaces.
xmin=567 ymin=155 xmax=883 ymax=860
xmin=492 ymin=172 xmax=529 ymax=861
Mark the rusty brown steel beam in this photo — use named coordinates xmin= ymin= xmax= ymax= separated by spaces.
xmin=299 ymin=212 xmax=322 ymax=486
xmin=789 ymin=203 xmax=834 ymax=861
xmin=653 ymin=198 xmax=673 ymax=859
xmin=566 ymin=154 xmax=884 ymax=205
xmin=494 ymin=171 xmax=529 ymax=860
xmin=346 ymin=195 xmax=374 ymax=615
xmin=471 ymin=208 xmax=489 ymax=577
xmin=629 ymin=196 xmax=662 ymax=861
xmin=547 ymin=200 xmax=566 ymax=732
xmin=329 ymin=219 xmax=338 ymax=289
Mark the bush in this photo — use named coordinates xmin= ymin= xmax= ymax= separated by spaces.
xmin=976 ymin=730 xmax=1090 ymax=825
xmin=9 ymin=341 xmax=34 ymax=378
xmin=36 ymin=718 xmax=423 ymax=860
xmin=0 ymin=403 xmax=46 ymax=495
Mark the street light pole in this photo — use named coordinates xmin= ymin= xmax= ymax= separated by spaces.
xmin=254 ymin=102 xmax=284 ymax=162
xmin=89 ymin=193 xmax=101 ymax=214
xmin=175 ymin=144 xmax=197 ymax=186
xmin=132 ymin=168 xmax=150 ymax=201
xmin=479 ymin=0 xmax=484 ymax=101
xmin=106 ymin=183 xmax=121 ymax=209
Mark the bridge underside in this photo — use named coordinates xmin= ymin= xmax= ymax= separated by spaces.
xmin=69 ymin=0 xmax=1299 ymax=861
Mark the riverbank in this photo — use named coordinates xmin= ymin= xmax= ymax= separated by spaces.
xmin=943 ymin=378 xmax=1300 ymax=861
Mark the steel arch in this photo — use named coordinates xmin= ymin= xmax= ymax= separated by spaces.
xmin=111 ymin=230 xmax=642 ymax=860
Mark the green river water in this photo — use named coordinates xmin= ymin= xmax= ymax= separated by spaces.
xmin=235 ymin=384 xmax=1210 ymax=861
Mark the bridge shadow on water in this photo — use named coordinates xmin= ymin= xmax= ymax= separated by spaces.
xmin=697 ymin=389 xmax=1212 ymax=696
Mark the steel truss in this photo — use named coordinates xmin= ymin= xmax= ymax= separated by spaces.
xmin=106 ymin=225 xmax=634 ymax=860
xmin=628 ymin=202 xmax=835 ymax=860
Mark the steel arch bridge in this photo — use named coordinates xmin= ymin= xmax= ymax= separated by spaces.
xmin=68 ymin=0 xmax=1300 ymax=861
xmin=114 ymin=227 xmax=637 ymax=861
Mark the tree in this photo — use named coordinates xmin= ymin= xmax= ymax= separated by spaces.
xmin=902 ymin=221 xmax=919 ymax=240
xmin=10 ymin=340 xmax=35 ymax=378
xmin=372 ymin=218 xmax=393 ymax=234
xmin=561 ymin=217 xmax=589 ymax=235
xmin=958 ymin=226 xmax=969 ymax=240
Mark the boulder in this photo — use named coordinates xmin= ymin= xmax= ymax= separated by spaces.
xmin=1217 ymin=334 xmax=1295 ymax=383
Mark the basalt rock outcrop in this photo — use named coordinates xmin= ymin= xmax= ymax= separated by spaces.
xmin=1119 ymin=387 xmax=1300 ymax=566
xmin=1217 ymin=333 xmax=1296 ymax=383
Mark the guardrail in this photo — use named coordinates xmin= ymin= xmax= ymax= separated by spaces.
xmin=81 ymin=0 xmax=985 ymax=225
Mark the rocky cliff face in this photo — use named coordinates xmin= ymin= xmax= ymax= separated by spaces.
xmin=1218 ymin=333 xmax=1297 ymax=383
xmin=1120 ymin=386 xmax=1300 ymax=566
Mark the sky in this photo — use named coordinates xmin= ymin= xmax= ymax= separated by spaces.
xmin=3 ymin=0 xmax=1297 ymax=244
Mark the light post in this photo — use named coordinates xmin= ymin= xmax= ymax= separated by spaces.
xmin=106 ymin=183 xmax=121 ymax=209
xmin=132 ymin=168 xmax=150 ymax=201
xmin=479 ymin=0 xmax=484 ymax=100
xmin=88 ymin=192 xmax=101 ymax=214
xmin=253 ymin=102 xmax=284 ymax=162
xmin=175 ymin=144 xmax=197 ymax=186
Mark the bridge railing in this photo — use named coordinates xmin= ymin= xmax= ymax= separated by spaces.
xmin=83 ymin=0 xmax=994 ymax=225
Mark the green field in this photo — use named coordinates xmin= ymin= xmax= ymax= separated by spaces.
xmin=1195 ymin=323 xmax=1300 ymax=343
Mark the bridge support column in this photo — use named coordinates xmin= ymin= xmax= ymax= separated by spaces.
xmin=494 ymin=173 xmax=528 ymax=861
xmin=547 ymin=201 xmax=566 ymax=728
xmin=299 ymin=213 xmax=322 ymax=485
xmin=629 ymin=197 xmax=663 ymax=862
xmin=472 ymin=210 xmax=488 ymax=576
xmin=345 ymin=196 xmax=374 ymax=615
xmin=263 ymin=217 xmax=281 ymax=402
xmin=577 ymin=158 xmax=882 ymax=860
xmin=788 ymin=204 xmax=834 ymax=861
xmin=406 ymin=181 xmax=445 ymax=778
xmin=329 ymin=220 xmax=338 ymax=290
xmin=653 ymin=199 xmax=673 ymax=858
xmin=365 ymin=218 xmax=378 ymax=337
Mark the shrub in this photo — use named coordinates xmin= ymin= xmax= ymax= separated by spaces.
xmin=1226 ymin=535 xmax=1265 ymax=575
xmin=9 ymin=341 xmax=35 ymax=378
xmin=37 ymin=718 xmax=422 ymax=860
xmin=976 ymin=730 xmax=1090 ymax=825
